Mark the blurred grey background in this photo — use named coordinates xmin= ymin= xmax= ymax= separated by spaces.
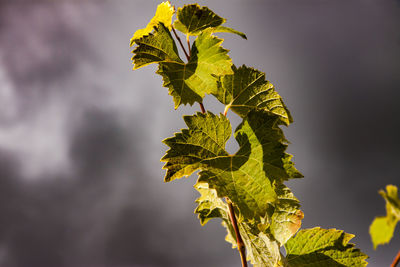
xmin=0 ymin=0 xmax=399 ymax=266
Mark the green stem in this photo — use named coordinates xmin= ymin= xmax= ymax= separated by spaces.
xmin=391 ymin=249 xmax=400 ymax=267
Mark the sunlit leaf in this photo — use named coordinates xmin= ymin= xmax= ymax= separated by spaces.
xmin=130 ymin=1 xmax=174 ymax=45
xmin=369 ymin=185 xmax=400 ymax=249
xmin=212 ymin=26 xmax=247 ymax=39
xmin=194 ymin=183 xmax=281 ymax=266
xmin=215 ymin=65 xmax=293 ymax=126
xmin=270 ymin=184 xmax=303 ymax=245
xmin=286 ymin=227 xmax=368 ymax=267
xmin=132 ymin=23 xmax=232 ymax=108
xmin=162 ymin=110 xmax=301 ymax=220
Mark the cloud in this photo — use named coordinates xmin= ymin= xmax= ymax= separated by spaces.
xmin=0 ymin=1 xmax=101 ymax=178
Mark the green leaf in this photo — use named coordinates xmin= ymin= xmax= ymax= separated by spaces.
xmin=235 ymin=185 xmax=302 ymax=266
xmin=132 ymin=24 xmax=233 ymax=108
xmin=285 ymin=227 xmax=368 ymax=267
xmin=195 ymin=183 xmax=283 ymax=267
xmin=380 ymin=185 xmax=400 ymax=219
xmin=162 ymin=110 xmax=301 ymax=220
xmin=215 ymin=65 xmax=293 ymax=126
xmin=239 ymin=222 xmax=282 ymax=267
xmin=219 ymin=183 xmax=304 ymax=248
xmin=131 ymin=23 xmax=182 ymax=70
xmin=369 ymin=184 xmax=400 ymax=249
xmin=158 ymin=29 xmax=233 ymax=108
xmin=369 ymin=216 xmax=397 ymax=250
xmin=173 ymin=4 xmax=225 ymax=35
xmin=173 ymin=4 xmax=246 ymax=39
xmin=130 ymin=1 xmax=174 ymax=45
xmin=212 ymin=26 xmax=247 ymax=39
xmin=158 ymin=28 xmax=233 ymax=108
xmin=194 ymin=182 xmax=228 ymax=226
xmin=195 ymin=182 xmax=303 ymax=241
xmin=270 ymin=184 xmax=304 ymax=245
xmin=162 ymin=112 xmax=231 ymax=182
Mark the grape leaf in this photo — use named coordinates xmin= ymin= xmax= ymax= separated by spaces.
xmin=285 ymin=227 xmax=368 ymax=267
xmin=130 ymin=1 xmax=174 ymax=45
xmin=369 ymin=185 xmax=400 ymax=249
xmin=195 ymin=182 xmax=283 ymax=266
xmin=132 ymin=23 xmax=233 ymax=108
xmin=380 ymin=185 xmax=400 ymax=218
xmin=195 ymin=182 xmax=303 ymax=266
xmin=226 ymin=187 xmax=302 ymax=266
xmin=194 ymin=182 xmax=228 ymax=226
xmin=173 ymin=4 xmax=225 ymax=35
xmin=174 ymin=4 xmax=246 ymax=39
xmin=158 ymin=28 xmax=233 ymax=108
xmin=212 ymin=26 xmax=247 ymax=39
xmin=131 ymin=23 xmax=182 ymax=70
xmin=215 ymin=65 xmax=293 ymax=126
xmin=162 ymin=110 xmax=301 ymax=220
xmin=270 ymin=184 xmax=304 ymax=245
xmin=221 ymin=184 xmax=303 ymax=249
xmin=369 ymin=217 xmax=397 ymax=250
xmin=238 ymin=222 xmax=282 ymax=267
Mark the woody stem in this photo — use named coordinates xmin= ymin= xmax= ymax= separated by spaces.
xmin=171 ymin=26 xmax=190 ymax=61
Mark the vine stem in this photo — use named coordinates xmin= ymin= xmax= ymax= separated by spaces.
xmin=199 ymin=102 xmax=247 ymax=266
xmin=391 ymin=249 xmax=400 ymax=267
xmin=171 ymin=26 xmax=190 ymax=61
xmin=199 ymin=103 xmax=206 ymax=114
xmin=221 ymin=108 xmax=247 ymax=267
xmin=193 ymin=37 xmax=246 ymax=264
xmin=226 ymin=198 xmax=248 ymax=267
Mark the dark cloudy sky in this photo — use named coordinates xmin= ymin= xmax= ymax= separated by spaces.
xmin=0 ymin=0 xmax=399 ymax=266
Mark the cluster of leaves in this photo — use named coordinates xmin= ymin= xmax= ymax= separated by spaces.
xmin=130 ymin=2 xmax=368 ymax=266
xmin=370 ymin=185 xmax=400 ymax=249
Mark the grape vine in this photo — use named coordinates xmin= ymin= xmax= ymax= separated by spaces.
xmin=130 ymin=2 xmax=368 ymax=266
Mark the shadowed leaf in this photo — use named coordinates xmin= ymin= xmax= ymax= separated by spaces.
xmin=173 ymin=4 xmax=225 ymax=35
xmin=174 ymin=4 xmax=246 ymax=39
xmin=131 ymin=23 xmax=181 ymax=70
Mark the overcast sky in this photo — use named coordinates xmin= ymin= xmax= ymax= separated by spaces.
xmin=0 ymin=0 xmax=399 ymax=266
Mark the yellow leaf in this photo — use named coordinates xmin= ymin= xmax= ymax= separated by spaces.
xmin=130 ymin=1 xmax=174 ymax=46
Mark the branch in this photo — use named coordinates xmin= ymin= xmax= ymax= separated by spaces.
xmin=221 ymin=108 xmax=247 ymax=267
xmin=391 ymin=249 xmax=400 ymax=267
xmin=226 ymin=198 xmax=247 ymax=267
xmin=199 ymin=103 xmax=206 ymax=114
xmin=197 ymin=96 xmax=246 ymax=267
xmin=171 ymin=26 xmax=190 ymax=61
